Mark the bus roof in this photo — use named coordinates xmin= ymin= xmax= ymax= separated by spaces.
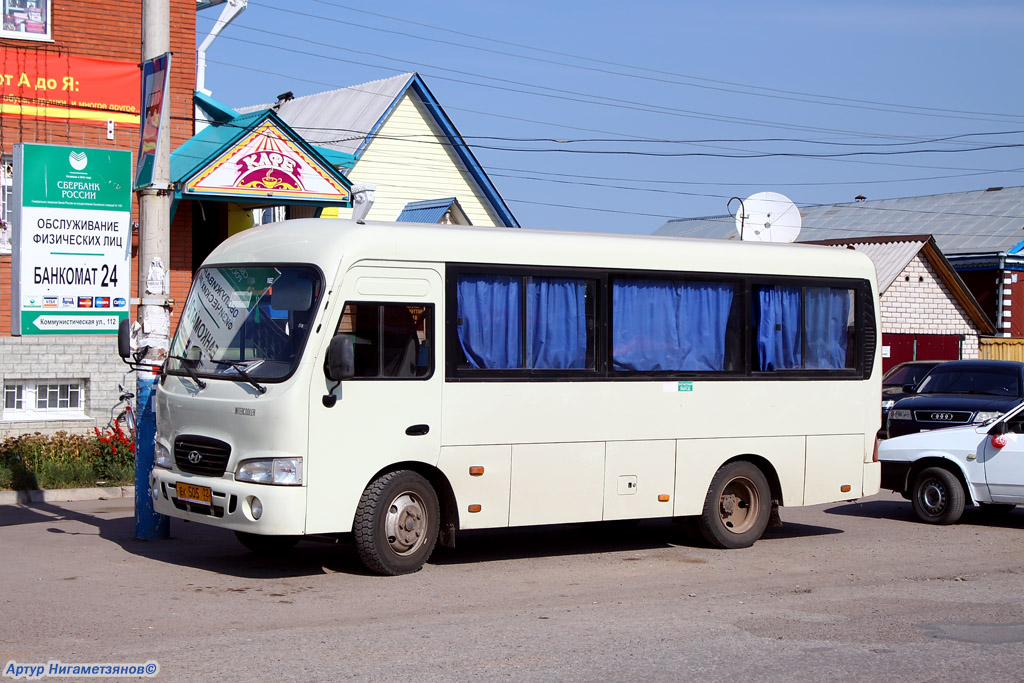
xmin=203 ymin=218 xmax=878 ymax=283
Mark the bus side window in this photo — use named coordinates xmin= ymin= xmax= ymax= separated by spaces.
xmin=336 ymin=303 xmax=432 ymax=379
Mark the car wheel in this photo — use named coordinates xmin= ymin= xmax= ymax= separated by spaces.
xmin=353 ymin=470 xmax=440 ymax=576
xmin=911 ymin=467 xmax=965 ymax=524
xmin=234 ymin=531 xmax=300 ymax=556
xmin=698 ymin=461 xmax=771 ymax=549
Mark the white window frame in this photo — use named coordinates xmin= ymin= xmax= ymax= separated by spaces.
xmin=2 ymin=379 xmax=88 ymax=421
xmin=1 ymin=0 xmax=52 ymax=41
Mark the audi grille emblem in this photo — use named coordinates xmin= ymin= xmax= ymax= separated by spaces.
xmin=930 ymin=413 xmax=954 ymax=421
xmin=187 ymin=450 xmax=202 ymax=464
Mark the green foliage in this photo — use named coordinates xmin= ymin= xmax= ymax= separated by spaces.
xmin=0 ymin=428 xmax=136 ymax=490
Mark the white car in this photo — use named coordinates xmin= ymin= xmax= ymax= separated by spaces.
xmin=878 ymin=401 xmax=1024 ymax=524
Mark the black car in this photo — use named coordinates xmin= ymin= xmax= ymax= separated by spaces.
xmin=880 ymin=360 xmax=942 ymax=423
xmin=886 ymin=360 xmax=1024 ymax=438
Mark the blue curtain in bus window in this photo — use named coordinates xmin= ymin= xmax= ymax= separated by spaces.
xmin=612 ymin=279 xmax=734 ymax=371
xmin=804 ymin=287 xmax=851 ymax=369
xmin=756 ymin=286 xmax=802 ymax=371
xmin=525 ymin=278 xmax=587 ymax=369
xmin=456 ymin=275 xmax=522 ymax=368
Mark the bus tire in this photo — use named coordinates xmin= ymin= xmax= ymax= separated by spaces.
xmin=911 ymin=467 xmax=965 ymax=524
xmin=234 ymin=531 xmax=299 ymax=556
xmin=353 ymin=470 xmax=440 ymax=576
xmin=699 ymin=461 xmax=771 ymax=549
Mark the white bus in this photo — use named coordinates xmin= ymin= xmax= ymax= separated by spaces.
xmin=138 ymin=219 xmax=881 ymax=575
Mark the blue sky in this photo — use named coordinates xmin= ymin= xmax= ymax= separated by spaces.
xmin=199 ymin=1 xmax=1024 ymax=234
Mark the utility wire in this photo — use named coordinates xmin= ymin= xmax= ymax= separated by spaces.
xmin=231 ymin=1 xmax=1024 ymax=124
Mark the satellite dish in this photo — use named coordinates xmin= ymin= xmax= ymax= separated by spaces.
xmin=735 ymin=192 xmax=802 ymax=243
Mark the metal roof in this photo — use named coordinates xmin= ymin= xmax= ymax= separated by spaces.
xmin=396 ymin=197 xmax=457 ymax=224
xmin=654 ymin=186 xmax=1024 ymax=257
xmin=239 ymin=73 xmax=412 ymax=157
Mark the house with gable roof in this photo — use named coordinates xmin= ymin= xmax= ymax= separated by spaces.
xmin=239 ymin=72 xmax=518 ymax=228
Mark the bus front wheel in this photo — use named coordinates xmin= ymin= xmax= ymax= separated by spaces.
xmin=353 ymin=470 xmax=440 ymax=576
xmin=699 ymin=461 xmax=771 ymax=549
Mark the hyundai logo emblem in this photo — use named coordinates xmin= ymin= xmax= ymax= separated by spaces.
xmin=930 ymin=412 xmax=954 ymax=421
xmin=187 ymin=450 xmax=202 ymax=464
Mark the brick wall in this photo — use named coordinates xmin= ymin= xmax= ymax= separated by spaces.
xmin=1 ymin=0 xmax=195 ymax=437
xmin=880 ymin=254 xmax=980 ymax=359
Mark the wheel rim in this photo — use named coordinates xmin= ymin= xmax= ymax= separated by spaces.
xmin=718 ymin=476 xmax=760 ymax=534
xmin=384 ymin=490 xmax=429 ymax=557
xmin=918 ymin=478 xmax=947 ymax=516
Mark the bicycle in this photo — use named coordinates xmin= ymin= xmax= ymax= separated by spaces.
xmin=108 ymin=375 xmax=137 ymax=441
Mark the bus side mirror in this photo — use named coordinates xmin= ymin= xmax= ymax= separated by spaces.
xmin=325 ymin=334 xmax=355 ymax=381
xmin=118 ymin=318 xmax=131 ymax=359
xmin=323 ymin=335 xmax=354 ymax=408
xmin=988 ymin=420 xmax=1008 ymax=435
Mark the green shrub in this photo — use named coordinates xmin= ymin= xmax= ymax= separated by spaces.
xmin=35 ymin=459 xmax=97 ymax=490
xmin=0 ymin=427 xmax=135 ymax=490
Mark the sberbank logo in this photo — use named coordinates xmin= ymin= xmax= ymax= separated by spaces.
xmin=68 ymin=150 xmax=88 ymax=171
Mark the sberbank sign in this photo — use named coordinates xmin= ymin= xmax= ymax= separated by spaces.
xmin=21 ymin=144 xmax=131 ymax=211
xmin=12 ymin=143 xmax=132 ymax=336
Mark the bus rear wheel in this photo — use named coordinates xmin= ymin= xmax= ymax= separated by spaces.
xmin=353 ymin=470 xmax=440 ymax=576
xmin=699 ymin=461 xmax=771 ymax=549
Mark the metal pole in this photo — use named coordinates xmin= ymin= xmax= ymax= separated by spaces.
xmin=135 ymin=0 xmax=172 ymax=540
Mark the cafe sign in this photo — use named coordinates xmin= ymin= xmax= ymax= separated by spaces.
xmin=182 ymin=119 xmax=350 ymax=203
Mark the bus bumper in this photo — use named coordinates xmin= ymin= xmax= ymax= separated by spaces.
xmin=150 ymin=468 xmax=307 ymax=535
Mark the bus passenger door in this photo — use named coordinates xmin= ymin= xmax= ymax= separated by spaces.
xmin=305 ymin=266 xmax=443 ymax=535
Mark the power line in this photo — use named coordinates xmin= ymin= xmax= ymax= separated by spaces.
xmin=207 ymin=27 xmax=1009 ymax=143
xmin=231 ymin=1 xmax=1024 ymax=124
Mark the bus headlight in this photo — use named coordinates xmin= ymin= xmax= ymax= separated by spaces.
xmin=154 ymin=442 xmax=173 ymax=469
xmin=889 ymin=409 xmax=912 ymax=421
xmin=236 ymin=458 xmax=303 ymax=486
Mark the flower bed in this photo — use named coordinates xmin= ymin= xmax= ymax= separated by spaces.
xmin=0 ymin=426 xmax=134 ymax=490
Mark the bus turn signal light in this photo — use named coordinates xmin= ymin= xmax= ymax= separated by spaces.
xmin=840 ymin=485 xmax=852 ymax=493
xmin=469 ymin=466 xmax=484 ymax=476
xmin=468 ymin=504 xmax=482 ymax=513
xmin=658 ymin=494 xmax=670 ymax=502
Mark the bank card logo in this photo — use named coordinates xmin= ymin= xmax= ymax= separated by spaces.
xmin=113 ymin=297 xmax=127 ymax=307
xmin=94 ymin=297 xmax=110 ymax=308
xmin=62 ymin=297 xmax=76 ymax=308
xmin=22 ymin=296 xmax=40 ymax=308
xmin=78 ymin=296 xmax=93 ymax=308
xmin=43 ymin=296 xmax=58 ymax=308
xmin=68 ymin=151 xmax=88 ymax=171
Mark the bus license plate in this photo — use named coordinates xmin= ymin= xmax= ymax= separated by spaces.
xmin=176 ymin=483 xmax=212 ymax=505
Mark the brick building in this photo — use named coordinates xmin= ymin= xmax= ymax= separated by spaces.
xmin=0 ymin=0 xmax=196 ymax=437
xmin=808 ymin=236 xmax=995 ymax=374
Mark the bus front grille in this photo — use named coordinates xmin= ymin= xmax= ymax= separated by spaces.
xmin=174 ymin=435 xmax=231 ymax=476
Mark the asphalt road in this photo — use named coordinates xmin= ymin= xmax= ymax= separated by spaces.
xmin=1 ymin=492 xmax=1022 ymax=682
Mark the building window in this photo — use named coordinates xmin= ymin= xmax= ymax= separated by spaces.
xmin=0 ymin=156 xmax=11 ymax=253
xmin=2 ymin=380 xmax=87 ymax=420
xmin=2 ymin=0 xmax=51 ymax=40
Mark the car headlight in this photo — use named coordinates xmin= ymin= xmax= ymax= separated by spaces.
xmin=973 ymin=411 xmax=1002 ymax=424
xmin=154 ymin=441 xmax=173 ymax=469
xmin=235 ymin=458 xmax=303 ymax=486
xmin=889 ymin=409 xmax=912 ymax=421
xmin=881 ymin=400 xmax=896 ymax=410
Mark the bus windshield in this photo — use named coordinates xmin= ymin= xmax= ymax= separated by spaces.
xmin=167 ymin=265 xmax=322 ymax=382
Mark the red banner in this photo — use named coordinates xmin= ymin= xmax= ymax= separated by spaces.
xmin=0 ymin=49 xmax=140 ymax=126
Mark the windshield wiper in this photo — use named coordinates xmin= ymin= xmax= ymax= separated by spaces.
xmin=167 ymin=355 xmax=207 ymax=390
xmin=214 ymin=360 xmax=267 ymax=394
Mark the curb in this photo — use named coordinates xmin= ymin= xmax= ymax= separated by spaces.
xmin=0 ymin=485 xmax=135 ymax=506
